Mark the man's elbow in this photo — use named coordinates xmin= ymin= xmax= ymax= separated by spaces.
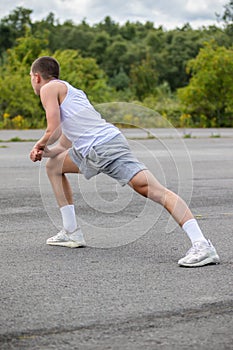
xmin=46 ymin=127 xmax=62 ymax=145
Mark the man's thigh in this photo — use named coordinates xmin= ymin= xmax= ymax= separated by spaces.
xmin=47 ymin=150 xmax=81 ymax=174
xmin=62 ymin=151 xmax=81 ymax=174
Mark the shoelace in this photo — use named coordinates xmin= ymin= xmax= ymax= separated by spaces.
xmin=56 ymin=229 xmax=67 ymax=238
xmin=186 ymin=242 xmax=208 ymax=256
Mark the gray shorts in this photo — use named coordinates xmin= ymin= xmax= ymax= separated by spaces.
xmin=68 ymin=134 xmax=147 ymax=186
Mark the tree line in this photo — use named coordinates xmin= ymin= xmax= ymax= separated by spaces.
xmin=0 ymin=2 xmax=233 ymax=129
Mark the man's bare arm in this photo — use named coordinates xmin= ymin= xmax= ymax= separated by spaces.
xmin=30 ymin=83 xmax=62 ymax=162
xmin=43 ymin=134 xmax=72 ymax=158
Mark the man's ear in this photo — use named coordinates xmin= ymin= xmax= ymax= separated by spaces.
xmin=35 ymin=73 xmax=41 ymax=83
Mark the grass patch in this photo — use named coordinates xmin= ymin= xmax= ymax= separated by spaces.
xmin=0 ymin=137 xmax=37 ymax=142
xmin=183 ymin=133 xmax=192 ymax=139
xmin=210 ymin=133 xmax=221 ymax=138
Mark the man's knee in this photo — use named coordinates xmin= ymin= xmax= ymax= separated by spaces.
xmin=46 ymin=157 xmax=58 ymax=175
xmin=129 ymin=170 xmax=151 ymax=197
xmin=46 ymin=158 xmax=52 ymax=174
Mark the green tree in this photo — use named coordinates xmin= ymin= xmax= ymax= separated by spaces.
xmin=119 ymin=21 xmax=136 ymax=40
xmin=157 ymin=26 xmax=203 ymax=90
xmin=0 ymin=7 xmax=34 ymax=58
xmin=95 ymin=16 xmax=119 ymax=37
xmin=0 ymin=30 xmax=50 ymax=127
xmin=1 ymin=6 xmax=32 ymax=33
xmin=0 ymin=23 xmax=15 ymax=57
xmin=53 ymin=49 xmax=115 ymax=103
xmin=32 ymin=12 xmax=57 ymax=51
xmin=222 ymin=0 xmax=233 ymax=23
xmin=88 ymin=31 xmax=110 ymax=65
xmin=0 ymin=7 xmax=33 ymax=43
xmin=48 ymin=21 xmax=94 ymax=53
xmin=218 ymin=0 xmax=233 ymax=44
xmin=1 ymin=5 xmax=233 ymax=127
xmin=178 ymin=42 xmax=233 ymax=127
xmin=130 ymin=54 xmax=158 ymax=100
xmin=103 ymin=38 xmax=129 ymax=76
xmin=0 ymin=31 xmax=115 ymax=128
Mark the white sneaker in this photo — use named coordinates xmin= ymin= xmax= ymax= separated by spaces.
xmin=46 ymin=228 xmax=86 ymax=248
xmin=178 ymin=240 xmax=220 ymax=267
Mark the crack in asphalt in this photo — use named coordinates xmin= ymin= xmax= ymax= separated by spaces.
xmin=1 ymin=300 xmax=233 ymax=344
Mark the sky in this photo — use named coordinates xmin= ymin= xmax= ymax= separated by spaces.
xmin=0 ymin=0 xmax=227 ymax=29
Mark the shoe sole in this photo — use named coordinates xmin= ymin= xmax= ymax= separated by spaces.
xmin=178 ymin=255 xmax=220 ymax=267
xmin=46 ymin=241 xmax=86 ymax=248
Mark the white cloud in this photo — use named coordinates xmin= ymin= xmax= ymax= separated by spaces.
xmin=186 ymin=0 xmax=208 ymax=15
xmin=0 ymin=0 xmax=227 ymax=29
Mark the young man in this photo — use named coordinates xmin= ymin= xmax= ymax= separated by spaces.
xmin=29 ymin=56 xmax=220 ymax=267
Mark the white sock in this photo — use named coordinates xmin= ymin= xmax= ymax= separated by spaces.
xmin=182 ymin=218 xmax=208 ymax=245
xmin=60 ymin=204 xmax=78 ymax=233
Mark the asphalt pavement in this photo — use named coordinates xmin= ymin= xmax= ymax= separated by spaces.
xmin=0 ymin=129 xmax=233 ymax=350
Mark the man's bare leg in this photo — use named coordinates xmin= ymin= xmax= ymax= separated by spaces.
xmin=46 ymin=150 xmax=80 ymax=208
xmin=128 ymin=169 xmax=221 ymax=267
xmin=129 ymin=170 xmax=193 ymax=226
xmin=45 ymin=150 xmax=86 ymax=247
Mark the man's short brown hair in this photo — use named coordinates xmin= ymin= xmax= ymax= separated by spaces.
xmin=31 ymin=56 xmax=60 ymax=79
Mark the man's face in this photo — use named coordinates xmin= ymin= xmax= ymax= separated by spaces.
xmin=30 ymin=70 xmax=40 ymax=95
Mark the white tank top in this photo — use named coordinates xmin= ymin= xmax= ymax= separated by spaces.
xmin=58 ymin=80 xmax=120 ymax=156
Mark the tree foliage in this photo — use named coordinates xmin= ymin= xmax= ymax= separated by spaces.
xmin=178 ymin=42 xmax=233 ymax=126
xmin=53 ymin=50 xmax=114 ymax=103
xmin=0 ymin=32 xmax=113 ymax=127
xmin=0 ymin=2 xmax=233 ymax=128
